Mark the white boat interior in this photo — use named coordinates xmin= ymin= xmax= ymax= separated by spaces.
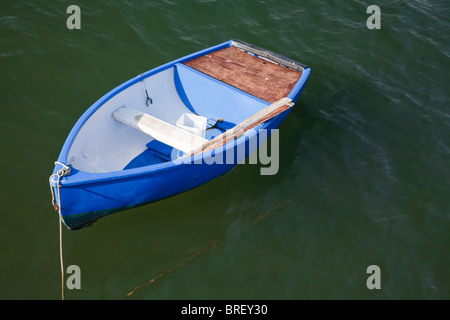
xmin=66 ymin=44 xmax=304 ymax=174
xmin=66 ymin=65 xmax=267 ymax=173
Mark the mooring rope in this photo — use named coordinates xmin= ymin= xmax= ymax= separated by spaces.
xmin=49 ymin=161 xmax=71 ymax=300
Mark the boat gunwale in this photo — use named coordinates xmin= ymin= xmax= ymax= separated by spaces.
xmin=53 ymin=40 xmax=311 ymax=187
xmin=53 ymin=71 xmax=311 ymax=187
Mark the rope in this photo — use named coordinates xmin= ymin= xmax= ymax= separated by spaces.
xmin=206 ymin=118 xmax=224 ymax=131
xmin=49 ymin=161 xmax=71 ymax=300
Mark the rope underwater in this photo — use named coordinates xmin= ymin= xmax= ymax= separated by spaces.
xmin=121 ymin=200 xmax=292 ymax=299
xmin=49 ymin=161 xmax=71 ymax=300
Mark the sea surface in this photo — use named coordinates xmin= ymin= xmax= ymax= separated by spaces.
xmin=0 ymin=0 xmax=449 ymax=300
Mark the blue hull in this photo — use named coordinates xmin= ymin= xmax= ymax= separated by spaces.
xmin=50 ymin=40 xmax=310 ymax=229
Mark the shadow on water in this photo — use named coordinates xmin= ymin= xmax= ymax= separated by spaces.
xmin=121 ymin=200 xmax=292 ymax=299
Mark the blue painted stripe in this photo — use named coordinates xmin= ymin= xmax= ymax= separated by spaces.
xmin=173 ymin=64 xmax=197 ymax=114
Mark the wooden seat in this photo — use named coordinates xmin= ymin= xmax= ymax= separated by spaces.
xmin=112 ymin=106 xmax=208 ymax=154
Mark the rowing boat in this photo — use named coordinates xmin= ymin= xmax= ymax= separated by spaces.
xmin=49 ymin=39 xmax=311 ymax=229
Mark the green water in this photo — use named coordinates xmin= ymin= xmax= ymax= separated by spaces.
xmin=1 ymin=0 xmax=449 ymax=300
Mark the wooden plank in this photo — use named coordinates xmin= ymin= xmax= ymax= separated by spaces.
xmin=203 ymin=102 xmax=294 ymax=153
xmin=184 ymin=47 xmax=302 ymax=103
xmin=112 ymin=106 xmax=208 ymax=154
xmin=181 ymin=97 xmax=293 ymax=158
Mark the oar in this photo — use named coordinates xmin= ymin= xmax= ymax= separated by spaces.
xmin=181 ymin=97 xmax=294 ymax=159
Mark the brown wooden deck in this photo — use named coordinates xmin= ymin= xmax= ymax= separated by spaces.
xmin=184 ymin=47 xmax=302 ymax=104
